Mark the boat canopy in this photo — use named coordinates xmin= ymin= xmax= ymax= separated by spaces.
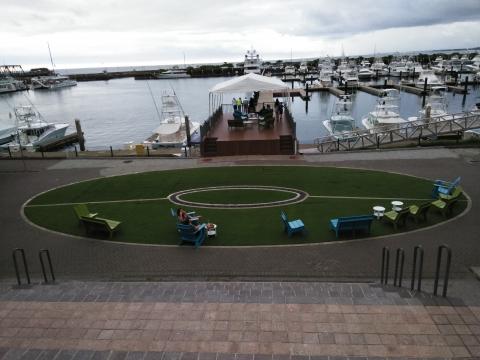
xmin=209 ymin=73 xmax=288 ymax=93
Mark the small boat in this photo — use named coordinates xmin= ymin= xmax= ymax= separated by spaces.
xmin=362 ymin=89 xmax=407 ymax=133
xmin=357 ymin=67 xmax=375 ymax=80
xmin=4 ymin=106 xmax=69 ymax=150
xmin=323 ymin=95 xmax=356 ymax=139
xmin=416 ymin=69 xmax=443 ymax=87
xmin=30 ymin=74 xmax=77 ymax=90
xmin=155 ymin=66 xmax=191 ymax=79
xmin=144 ymin=92 xmax=199 ymax=148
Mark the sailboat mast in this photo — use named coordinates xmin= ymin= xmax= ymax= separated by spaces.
xmin=47 ymin=42 xmax=56 ymax=72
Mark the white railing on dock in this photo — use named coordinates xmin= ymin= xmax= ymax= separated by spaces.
xmin=313 ymin=111 xmax=480 ymax=153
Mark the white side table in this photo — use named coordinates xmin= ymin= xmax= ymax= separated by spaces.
xmin=207 ymin=224 xmax=217 ymax=238
xmin=373 ymin=206 xmax=386 ymax=219
xmin=391 ymin=201 xmax=404 ymax=211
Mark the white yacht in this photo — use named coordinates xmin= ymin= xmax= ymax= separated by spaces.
xmin=155 ymin=66 xmax=190 ymax=79
xmin=416 ymin=86 xmax=449 ymax=122
xmin=416 ymin=69 xmax=443 ymax=87
xmin=318 ymin=66 xmax=334 ymax=86
xmin=0 ymin=76 xmax=25 ymax=93
xmin=243 ymin=49 xmax=262 ymax=74
xmin=362 ymin=89 xmax=407 ymax=132
xmin=405 ymin=61 xmax=423 ymax=76
xmin=284 ymin=65 xmax=296 ymax=75
xmin=323 ymin=95 xmax=356 ymax=139
xmin=144 ymin=92 xmax=199 ymax=148
xmin=371 ymin=58 xmax=388 ymax=76
xmin=343 ymin=69 xmax=359 ymax=86
xmin=30 ymin=74 xmax=77 ymax=90
xmin=298 ymin=62 xmax=309 ymax=74
xmin=6 ymin=106 xmax=69 ymax=150
xmin=357 ymin=67 xmax=375 ymax=80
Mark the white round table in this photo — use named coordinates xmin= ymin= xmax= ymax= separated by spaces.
xmin=391 ymin=201 xmax=404 ymax=211
xmin=373 ymin=206 xmax=386 ymax=219
xmin=207 ymin=224 xmax=217 ymax=238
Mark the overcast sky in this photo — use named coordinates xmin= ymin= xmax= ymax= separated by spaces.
xmin=1 ymin=0 xmax=479 ymax=70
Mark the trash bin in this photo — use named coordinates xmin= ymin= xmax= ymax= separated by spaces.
xmin=135 ymin=144 xmax=145 ymax=156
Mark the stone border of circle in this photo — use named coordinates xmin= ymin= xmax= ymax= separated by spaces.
xmin=168 ymin=185 xmax=309 ymax=209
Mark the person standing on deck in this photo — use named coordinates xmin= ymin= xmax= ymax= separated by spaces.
xmin=232 ymin=97 xmax=237 ymax=111
xmin=243 ymin=97 xmax=249 ymax=113
xmin=236 ymin=98 xmax=242 ymax=113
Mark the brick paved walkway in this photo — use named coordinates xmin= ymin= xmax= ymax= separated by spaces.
xmin=1 ymin=281 xmax=480 ymax=359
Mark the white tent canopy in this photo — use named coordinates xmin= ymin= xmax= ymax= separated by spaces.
xmin=209 ymin=73 xmax=289 ymax=93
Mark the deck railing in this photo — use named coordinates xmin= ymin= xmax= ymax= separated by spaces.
xmin=314 ymin=111 xmax=480 ymax=153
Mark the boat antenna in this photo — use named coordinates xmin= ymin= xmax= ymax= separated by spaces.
xmin=168 ymin=82 xmax=186 ymax=115
xmin=145 ymin=80 xmax=162 ymax=122
xmin=47 ymin=42 xmax=56 ymax=73
xmin=21 ymin=92 xmax=46 ymax=121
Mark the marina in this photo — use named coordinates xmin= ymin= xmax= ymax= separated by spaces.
xmin=1 ymin=50 xmax=480 ymax=156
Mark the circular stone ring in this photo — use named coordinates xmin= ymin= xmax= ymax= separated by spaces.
xmin=168 ymin=185 xmax=309 ymax=209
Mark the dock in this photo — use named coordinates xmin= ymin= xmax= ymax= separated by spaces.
xmin=357 ymin=85 xmax=385 ymax=97
xmin=37 ymin=133 xmax=79 ymax=151
xmin=391 ymin=84 xmax=425 ymax=96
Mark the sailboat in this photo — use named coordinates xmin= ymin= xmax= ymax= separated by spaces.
xmin=30 ymin=43 xmax=77 ymax=90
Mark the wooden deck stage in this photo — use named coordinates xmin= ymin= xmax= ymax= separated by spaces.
xmin=202 ymin=109 xmax=296 ymax=156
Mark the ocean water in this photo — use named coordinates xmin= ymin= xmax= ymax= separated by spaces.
xmin=0 ymin=77 xmax=478 ymax=149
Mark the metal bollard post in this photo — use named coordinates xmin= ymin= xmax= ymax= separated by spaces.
xmin=433 ymin=245 xmax=452 ymax=297
xmin=381 ymin=247 xmax=390 ymax=285
xmin=12 ymin=248 xmax=31 ymax=286
xmin=39 ymin=249 xmax=56 ymax=284
xmin=411 ymin=245 xmax=424 ymax=292
xmin=393 ymin=248 xmax=405 ymax=287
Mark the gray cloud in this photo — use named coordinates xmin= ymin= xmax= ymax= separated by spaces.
xmin=0 ymin=0 xmax=479 ymax=68
xmin=295 ymin=0 xmax=480 ymax=36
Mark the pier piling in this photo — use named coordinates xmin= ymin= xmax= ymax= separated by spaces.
xmin=422 ymin=78 xmax=428 ymax=107
xmin=75 ymin=119 xmax=85 ymax=151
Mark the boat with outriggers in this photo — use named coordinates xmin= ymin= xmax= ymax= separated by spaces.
xmin=323 ymin=95 xmax=357 ymax=139
xmin=2 ymin=105 xmax=69 ymax=150
xmin=361 ymin=89 xmax=408 ymax=133
xmin=144 ymin=92 xmax=199 ymax=148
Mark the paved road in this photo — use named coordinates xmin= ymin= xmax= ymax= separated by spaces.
xmin=0 ymin=148 xmax=479 ymax=282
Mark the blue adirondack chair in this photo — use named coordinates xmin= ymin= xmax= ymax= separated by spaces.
xmin=176 ymin=223 xmax=206 ymax=248
xmin=431 ymin=176 xmax=461 ymax=198
xmin=280 ymin=210 xmax=305 ymax=237
xmin=170 ymin=208 xmax=197 ymax=223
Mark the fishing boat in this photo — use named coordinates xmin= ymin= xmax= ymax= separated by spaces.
xmin=284 ymin=65 xmax=295 ymax=75
xmin=0 ymin=123 xmax=16 ymax=145
xmin=144 ymin=92 xmax=199 ymax=148
xmin=362 ymin=89 xmax=408 ymax=133
xmin=323 ymin=95 xmax=356 ymax=139
xmin=4 ymin=106 xmax=69 ymax=150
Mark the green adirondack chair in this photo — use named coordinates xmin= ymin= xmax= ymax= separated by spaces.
xmin=383 ymin=208 xmax=410 ymax=230
xmin=409 ymin=202 xmax=432 ymax=223
xmin=432 ymin=187 xmax=463 ymax=217
xmin=73 ymin=204 xmax=98 ymax=222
